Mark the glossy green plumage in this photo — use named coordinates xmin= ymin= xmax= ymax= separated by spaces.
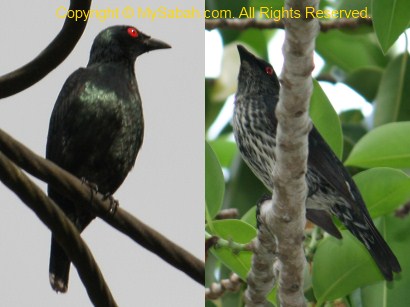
xmin=47 ymin=25 xmax=170 ymax=292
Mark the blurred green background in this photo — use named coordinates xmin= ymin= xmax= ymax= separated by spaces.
xmin=205 ymin=0 xmax=410 ymax=306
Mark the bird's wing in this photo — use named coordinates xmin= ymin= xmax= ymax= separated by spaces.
xmin=47 ymin=69 xmax=84 ymax=160
xmin=46 ymin=67 xmax=117 ymax=171
xmin=306 ymin=209 xmax=342 ymax=238
xmin=308 ymin=127 xmax=369 ymax=215
xmin=46 ymin=68 xmax=88 ymax=167
xmin=47 ymin=66 xmax=124 ymax=162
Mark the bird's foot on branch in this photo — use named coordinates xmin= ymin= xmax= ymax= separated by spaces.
xmin=102 ymin=193 xmax=119 ymax=216
xmin=81 ymin=177 xmax=99 ymax=203
xmin=81 ymin=177 xmax=99 ymax=193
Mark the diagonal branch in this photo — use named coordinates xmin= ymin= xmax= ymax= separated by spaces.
xmin=0 ymin=152 xmax=117 ymax=307
xmin=205 ymin=273 xmax=242 ymax=300
xmin=205 ymin=17 xmax=372 ymax=32
xmin=0 ymin=0 xmax=92 ymax=98
xmin=0 ymin=128 xmax=204 ymax=285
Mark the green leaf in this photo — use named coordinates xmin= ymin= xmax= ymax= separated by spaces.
xmin=249 ymin=0 xmax=283 ymax=11
xmin=340 ymin=109 xmax=364 ymax=125
xmin=316 ymin=30 xmax=387 ymax=73
xmin=358 ymin=215 xmax=410 ymax=307
xmin=209 ymin=137 xmax=237 ymax=168
xmin=341 ymin=123 xmax=368 ymax=160
xmin=224 ymin=155 xmax=268 ymax=215
xmin=336 ymin=0 xmax=372 ymax=11
xmin=241 ymin=206 xmax=257 ymax=228
xmin=310 ymin=79 xmax=344 ymax=159
xmin=205 ymin=300 xmax=217 ymax=307
xmin=313 ymin=218 xmax=392 ymax=305
xmin=345 ymin=122 xmax=410 ymax=168
xmin=206 ymin=141 xmax=225 ymax=220
xmin=353 ymin=168 xmax=410 ymax=218
xmin=373 ymin=53 xmax=410 ymax=127
xmin=344 ymin=67 xmax=383 ymax=102
xmin=372 ymin=0 xmax=410 ymax=53
xmin=205 ymin=252 xmax=220 ymax=286
xmin=209 ymin=220 xmax=256 ymax=280
xmin=339 ymin=110 xmax=368 ymax=160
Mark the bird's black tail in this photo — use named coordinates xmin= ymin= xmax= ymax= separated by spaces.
xmin=344 ymin=213 xmax=401 ymax=281
xmin=49 ymin=236 xmax=70 ymax=292
xmin=47 ymin=187 xmax=95 ymax=292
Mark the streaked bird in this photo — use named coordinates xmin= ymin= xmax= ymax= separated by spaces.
xmin=232 ymin=45 xmax=400 ymax=280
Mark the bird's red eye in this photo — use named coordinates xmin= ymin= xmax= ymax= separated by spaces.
xmin=265 ymin=66 xmax=274 ymax=75
xmin=127 ymin=27 xmax=138 ymax=38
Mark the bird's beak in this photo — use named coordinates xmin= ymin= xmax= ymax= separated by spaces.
xmin=237 ymin=45 xmax=254 ymax=63
xmin=143 ymin=37 xmax=171 ymax=51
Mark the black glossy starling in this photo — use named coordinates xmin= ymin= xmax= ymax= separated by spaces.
xmin=46 ymin=25 xmax=170 ymax=292
xmin=232 ymin=45 xmax=401 ymax=280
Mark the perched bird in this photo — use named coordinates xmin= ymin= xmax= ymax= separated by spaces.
xmin=46 ymin=25 xmax=170 ymax=292
xmin=232 ymin=45 xmax=401 ymax=280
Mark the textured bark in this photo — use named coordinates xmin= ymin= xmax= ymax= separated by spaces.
xmin=245 ymin=200 xmax=277 ymax=307
xmin=245 ymin=1 xmax=320 ymax=306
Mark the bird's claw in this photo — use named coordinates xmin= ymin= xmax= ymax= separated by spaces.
xmin=81 ymin=177 xmax=99 ymax=203
xmin=81 ymin=177 xmax=99 ymax=193
xmin=102 ymin=193 xmax=119 ymax=216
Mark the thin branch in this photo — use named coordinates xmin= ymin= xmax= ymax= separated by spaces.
xmin=205 ymin=232 xmax=251 ymax=253
xmin=0 ymin=128 xmax=204 ymax=285
xmin=0 ymin=152 xmax=117 ymax=307
xmin=395 ymin=202 xmax=410 ymax=218
xmin=205 ymin=17 xmax=372 ymax=32
xmin=205 ymin=236 xmax=219 ymax=260
xmin=215 ymin=208 xmax=239 ymax=219
xmin=206 ymin=19 xmax=284 ymax=31
xmin=304 ymin=227 xmax=322 ymax=262
xmin=315 ymin=73 xmax=338 ymax=84
xmin=205 ymin=273 xmax=242 ymax=300
xmin=245 ymin=1 xmax=320 ymax=306
xmin=0 ymin=0 xmax=91 ymax=98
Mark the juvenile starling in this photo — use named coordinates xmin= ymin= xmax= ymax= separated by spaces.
xmin=46 ymin=25 xmax=170 ymax=292
xmin=232 ymin=45 xmax=401 ymax=280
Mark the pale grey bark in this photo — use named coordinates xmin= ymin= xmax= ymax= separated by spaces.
xmin=245 ymin=1 xmax=320 ymax=306
xmin=244 ymin=200 xmax=277 ymax=307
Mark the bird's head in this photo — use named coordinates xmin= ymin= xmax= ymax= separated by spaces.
xmin=236 ymin=45 xmax=280 ymax=99
xmin=89 ymin=25 xmax=171 ymax=65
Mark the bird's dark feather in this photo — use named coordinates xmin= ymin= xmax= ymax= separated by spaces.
xmin=306 ymin=209 xmax=342 ymax=239
xmin=307 ymin=128 xmax=366 ymax=217
xmin=47 ymin=25 xmax=169 ymax=292
xmin=47 ymin=64 xmax=143 ymax=194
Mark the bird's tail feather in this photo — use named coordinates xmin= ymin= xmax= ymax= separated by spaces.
xmin=348 ymin=214 xmax=401 ymax=281
xmin=49 ymin=236 xmax=70 ymax=293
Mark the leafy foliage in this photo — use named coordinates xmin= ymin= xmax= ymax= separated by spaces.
xmin=372 ymin=0 xmax=410 ymax=53
xmin=205 ymin=1 xmax=410 ymax=306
